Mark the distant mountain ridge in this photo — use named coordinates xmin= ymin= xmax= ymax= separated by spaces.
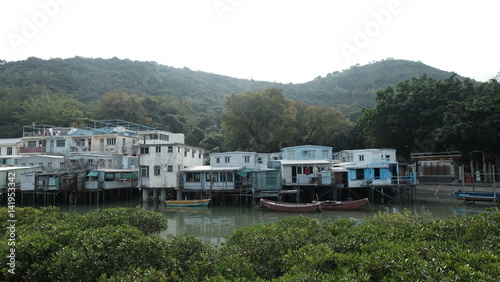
xmin=0 ymin=57 xmax=459 ymax=116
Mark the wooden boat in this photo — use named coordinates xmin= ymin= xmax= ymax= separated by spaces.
xmin=313 ymin=198 xmax=369 ymax=210
xmin=260 ymin=199 xmax=320 ymax=212
xmin=452 ymin=191 xmax=500 ymax=202
xmin=165 ymin=198 xmax=211 ymax=207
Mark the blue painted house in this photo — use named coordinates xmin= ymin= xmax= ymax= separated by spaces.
xmin=332 ymin=149 xmax=416 ymax=188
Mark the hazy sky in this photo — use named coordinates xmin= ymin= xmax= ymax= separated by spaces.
xmin=2 ymin=0 xmax=499 ymax=83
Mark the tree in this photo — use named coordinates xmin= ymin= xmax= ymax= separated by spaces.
xmin=13 ymin=91 xmax=84 ymax=127
xmin=221 ymin=88 xmax=296 ymax=152
xmin=185 ymin=126 xmax=205 ymax=147
xmin=356 ymin=74 xmax=467 ymax=158
xmin=93 ymin=92 xmax=152 ymax=125
xmin=300 ymin=105 xmax=355 ymax=148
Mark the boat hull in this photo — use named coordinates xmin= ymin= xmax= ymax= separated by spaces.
xmin=314 ymin=198 xmax=369 ymax=210
xmin=165 ymin=198 xmax=211 ymax=207
xmin=260 ymin=199 xmax=320 ymax=212
xmin=453 ymin=191 xmax=500 ymax=202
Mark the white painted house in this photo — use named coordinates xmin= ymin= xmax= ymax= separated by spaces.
xmin=280 ymin=145 xmax=333 ymax=186
xmin=0 ymin=138 xmax=22 ymax=158
xmin=180 ymin=151 xmax=281 ymax=194
xmin=137 ymin=130 xmax=204 ymax=190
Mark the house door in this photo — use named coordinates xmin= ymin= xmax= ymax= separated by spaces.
xmin=100 ymin=138 xmax=104 ymax=151
xmin=49 ymin=140 xmax=54 ymax=153
xmin=291 ymin=166 xmax=297 ymax=183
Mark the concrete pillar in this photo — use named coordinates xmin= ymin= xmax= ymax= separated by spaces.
xmin=152 ymin=189 xmax=158 ymax=200
xmin=142 ymin=188 xmax=149 ymax=202
xmin=160 ymin=189 xmax=167 ymax=201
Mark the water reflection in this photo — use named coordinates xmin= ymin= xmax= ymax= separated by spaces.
xmin=140 ymin=200 xmax=495 ymax=245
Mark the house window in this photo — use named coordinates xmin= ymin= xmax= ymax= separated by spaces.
xmin=224 ymin=156 xmax=230 ymax=163
xmin=47 ymin=162 xmax=52 ymax=169
xmin=107 ymin=138 xmax=116 ymax=145
xmin=167 ymin=165 xmax=173 ymax=172
xmin=186 ymin=172 xmax=200 ymax=182
xmin=88 ymin=159 xmax=94 ymax=167
xmin=288 ymin=151 xmax=295 ymax=158
xmin=355 ymin=169 xmax=364 ymax=180
xmin=374 ymin=168 xmax=380 ymax=179
xmin=216 ymin=157 xmax=220 ymax=163
xmin=140 ymin=147 xmax=149 ymax=154
xmin=244 ymin=156 xmax=250 ymax=163
xmin=156 ymin=146 xmax=161 ymax=153
xmin=154 ymin=165 xmax=161 ymax=176
xmin=76 ymin=139 xmax=85 ymax=147
xmin=28 ymin=141 xmax=37 ymax=147
xmin=140 ymin=166 xmax=149 ymax=177
xmin=257 ymin=157 xmax=263 ymax=164
xmin=7 ymin=147 xmax=13 ymax=155
xmin=322 ymin=150 xmax=329 ymax=158
xmin=56 ymin=140 xmax=65 ymax=147
xmin=160 ymin=134 xmax=169 ymax=141
xmin=168 ymin=146 xmax=173 ymax=153
xmin=308 ymin=151 xmax=315 ymax=158
xmin=359 ymin=155 xmax=364 ymax=161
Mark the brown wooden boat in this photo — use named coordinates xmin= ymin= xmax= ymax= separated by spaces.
xmin=260 ymin=199 xmax=320 ymax=212
xmin=313 ymin=198 xmax=369 ymax=211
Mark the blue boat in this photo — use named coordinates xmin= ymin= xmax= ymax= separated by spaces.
xmin=453 ymin=190 xmax=500 ymax=202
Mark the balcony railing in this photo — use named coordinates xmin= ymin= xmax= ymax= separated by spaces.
xmin=19 ymin=147 xmax=45 ymax=154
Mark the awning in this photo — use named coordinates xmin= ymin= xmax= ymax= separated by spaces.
xmin=87 ymin=171 xmax=99 ymax=177
xmin=237 ymin=168 xmax=252 ymax=177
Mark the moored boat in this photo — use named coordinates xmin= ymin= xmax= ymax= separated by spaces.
xmin=452 ymin=190 xmax=500 ymax=202
xmin=165 ymin=198 xmax=211 ymax=207
xmin=313 ymin=198 xmax=369 ymax=210
xmin=260 ymin=198 xmax=320 ymax=212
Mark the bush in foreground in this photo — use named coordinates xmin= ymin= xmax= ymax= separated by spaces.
xmin=1 ymin=206 xmax=499 ymax=281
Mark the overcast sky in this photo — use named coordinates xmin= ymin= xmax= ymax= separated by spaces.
xmin=1 ymin=0 xmax=499 ymax=83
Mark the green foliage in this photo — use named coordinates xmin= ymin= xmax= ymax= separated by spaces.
xmin=0 ymin=57 xmax=457 ymax=152
xmin=221 ymin=89 xmax=359 ymax=151
xmin=356 ymin=74 xmax=500 ymax=162
xmin=14 ymin=91 xmax=84 ymax=127
xmin=81 ymin=206 xmax=168 ymax=235
xmin=221 ymin=88 xmax=296 ymax=152
xmin=47 ymin=225 xmax=171 ymax=281
xmin=221 ymin=210 xmax=500 ymax=281
xmin=166 ymin=235 xmax=217 ymax=280
xmin=1 ymin=206 xmax=499 ymax=281
xmin=0 ymin=206 xmax=170 ymax=281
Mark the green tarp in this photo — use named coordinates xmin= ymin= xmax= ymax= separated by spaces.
xmin=237 ymin=169 xmax=252 ymax=178
xmin=87 ymin=171 xmax=99 ymax=177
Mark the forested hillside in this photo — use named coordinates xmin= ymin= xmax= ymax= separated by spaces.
xmin=0 ymin=56 xmax=457 ymax=138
